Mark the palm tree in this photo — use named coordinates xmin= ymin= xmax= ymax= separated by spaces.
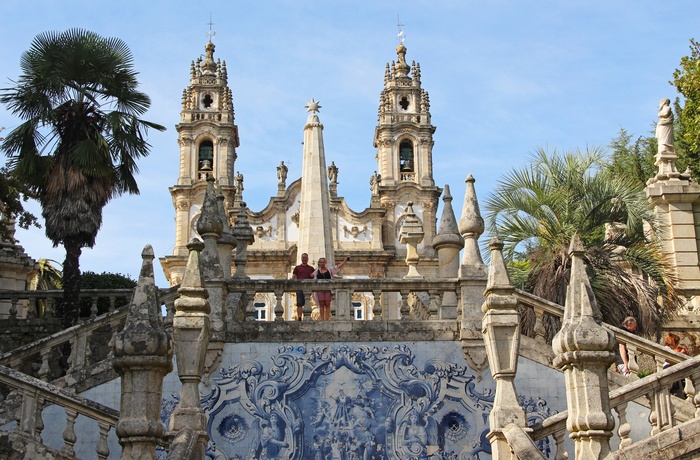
xmin=0 ymin=29 xmax=165 ymax=328
xmin=485 ymin=147 xmax=681 ymax=339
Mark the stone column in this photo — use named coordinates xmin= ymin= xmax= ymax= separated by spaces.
xmin=216 ymin=185 xmax=237 ymax=282
xmin=196 ymin=175 xmax=224 ymax=281
xmin=432 ymin=185 xmax=464 ymax=320
xmin=552 ymin=235 xmax=615 ymax=460
xmin=482 ymin=238 xmax=527 ymax=459
xmin=169 ymin=239 xmax=210 ymax=457
xmin=458 ymin=174 xmax=488 ymax=374
xmin=399 ymin=202 xmax=425 ymax=279
xmin=113 ymin=245 xmax=173 ymax=460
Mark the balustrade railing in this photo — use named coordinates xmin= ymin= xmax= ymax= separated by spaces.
xmin=0 ymin=364 xmax=119 ymax=459
xmin=530 ymin=354 xmax=700 ymax=457
xmin=224 ymin=278 xmax=459 ymax=322
xmin=0 ymin=288 xmax=133 ymax=320
xmin=0 ymin=287 xmax=177 ymax=386
xmin=514 ymin=289 xmax=689 ymax=370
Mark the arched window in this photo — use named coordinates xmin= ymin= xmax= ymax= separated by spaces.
xmin=399 ymin=140 xmax=414 ymax=173
xmin=198 ymin=140 xmax=214 ymax=172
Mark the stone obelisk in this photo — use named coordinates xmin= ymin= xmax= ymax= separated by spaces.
xmin=297 ymin=99 xmax=335 ymax=265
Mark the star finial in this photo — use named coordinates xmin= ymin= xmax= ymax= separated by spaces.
xmin=305 ymin=98 xmax=321 ymax=114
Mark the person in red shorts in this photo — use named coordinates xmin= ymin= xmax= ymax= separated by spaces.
xmin=292 ymin=253 xmax=315 ymax=320
xmin=311 ymin=256 xmax=349 ymax=320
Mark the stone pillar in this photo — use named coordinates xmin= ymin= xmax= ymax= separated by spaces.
xmin=458 ymin=174 xmax=488 ymax=374
xmin=646 ymin=97 xmax=700 ymax=304
xmin=398 ymin=201 xmax=425 ymax=279
xmin=169 ymin=239 xmax=210 ymax=457
xmin=232 ymin=203 xmax=255 ymax=279
xmin=432 ymin=185 xmax=464 ymax=319
xmin=552 ymin=235 xmax=615 ymax=460
xmin=482 ymin=238 xmax=527 ymax=459
xmin=113 ymin=245 xmax=173 ymax=460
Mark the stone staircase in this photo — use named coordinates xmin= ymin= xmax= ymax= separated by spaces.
xmin=0 ymin=281 xmax=699 ymax=458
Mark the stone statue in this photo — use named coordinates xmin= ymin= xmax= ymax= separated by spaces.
xmin=328 ymin=161 xmax=338 ymax=185
xmin=235 ymin=171 xmax=244 ymax=196
xmin=370 ymin=171 xmax=381 ymax=195
xmin=277 ymin=161 xmax=288 ymax=188
xmin=656 ymin=98 xmax=674 ymax=154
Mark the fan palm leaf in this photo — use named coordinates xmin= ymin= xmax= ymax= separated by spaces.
xmin=0 ymin=29 xmax=165 ymax=327
xmin=486 ymin=147 xmax=681 ymax=339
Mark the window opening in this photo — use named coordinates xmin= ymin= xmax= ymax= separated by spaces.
xmin=399 ymin=96 xmax=410 ymax=110
xmin=254 ymin=302 xmax=267 ymax=321
xmin=399 ymin=140 xmax=414 ymax=172
xmin=353 ymin=302 xmax=364 ymax=320
xmin=198 ymin=140 xmax=214 ymax=172
xmin=202 ymin=93 xmax=213 ymax=108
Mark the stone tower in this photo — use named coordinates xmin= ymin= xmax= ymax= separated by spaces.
xmin=162 ymin=40 xmax=240 ymax=285
xmin=373 ymin=41 xmax=441 ymax=260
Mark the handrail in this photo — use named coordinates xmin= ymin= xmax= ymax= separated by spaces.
xmin=531 ymin=355 xmax=700 ymax=443
xmin=0 ymin=363 xmax=118 ymax=459
xmin=514 ymin=289 xmax=689 ymax=366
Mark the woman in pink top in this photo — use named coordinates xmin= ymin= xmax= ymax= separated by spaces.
xmin=312 ymin=257 xmax=349 ymax=320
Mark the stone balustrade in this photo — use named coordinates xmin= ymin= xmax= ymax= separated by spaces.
xmin=0 ymin=287 xmax=177 ymax=391
xmin=0 ymin=288 xmax=133 ymax=320
xmin=0 ymin=363 xmax=119 ymax=459
xmin=224 ymin=278 xmax=459 ymax=322
xmin=514 ymin=289 xmax=689 ymax=370
xmin=530 ymin=354 xmax=700 ymax=457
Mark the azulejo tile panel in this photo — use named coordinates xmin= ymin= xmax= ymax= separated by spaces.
xmin=160 ymin=342 xmax=557 ymax=460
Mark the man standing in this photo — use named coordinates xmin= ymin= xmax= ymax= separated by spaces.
xmin=292 ymin=253 xmax=314 ymax=320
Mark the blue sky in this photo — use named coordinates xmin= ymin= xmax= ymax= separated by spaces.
xmin=1 ymin=1 xmax=699 ymax=286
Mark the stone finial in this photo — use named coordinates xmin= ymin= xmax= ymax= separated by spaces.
xmin=197 ymin=175 xmax=224 ymax=280
xmin=552 ymin=235 xmax=615 ymax=459
xmin=484 ymin=237 xmax=512 ymax=295
xmin=201 ymin=40 xmax=217 ymax=75
xmin=399 ymin=202 xmax=425 ymax=279
xmin=433 ymin=185 xmax=464 ymax=252
xmin=170 ymin=238 xmax=210 ymax=457
xmin=180 ymin=239 xmax=207 ymax=292
xmin=480 ymin=237 xmax=526 ymax=457
xmin=395 ymin=43 xmax=410 ymax=77
xmin=459 ymin=174 xmax=486 ymax=272
xmin=113 ymin=245 xmax=173 ymax=357
xmin=232 ymin=202 xmax=255 ymax=279
xmin=197 ymin=175 xmax=224 ymax=237
xmin=216 ymin=185 xmax=237 ymax=281
xmin=112 ymin=245 xmax=173 ymax=459
xmin=433 ymin=185 xmax=464 ymax=320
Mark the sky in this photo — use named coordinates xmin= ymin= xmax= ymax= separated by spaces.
xmin=1 ymin=1 xmax=699 ymax=287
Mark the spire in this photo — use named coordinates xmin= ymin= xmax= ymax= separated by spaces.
xmin=297 ymin=99 xmax=334 ymax=265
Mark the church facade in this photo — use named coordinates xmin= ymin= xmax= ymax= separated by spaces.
xmin=160 ymin=39 xmax=445 ymax=321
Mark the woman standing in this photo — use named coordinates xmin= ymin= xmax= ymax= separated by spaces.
xmin=312 ymin=257 xmax=349 ymax=320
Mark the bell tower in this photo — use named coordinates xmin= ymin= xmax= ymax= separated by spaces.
xmin=163 ymin=39 xmax=239 ymax=283
xmin=374 ymin=41 xmax=441 ymax=256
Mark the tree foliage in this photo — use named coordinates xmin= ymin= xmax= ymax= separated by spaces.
xmin=672 ymin=38 xmax=700 ymax=179
xmin=0 ymin=29 xmax=164 ymax=328
xmin=0 ymin=165 xmax=39 ymax=242
xmin=486 ymin=147 xmax=681 ymax=339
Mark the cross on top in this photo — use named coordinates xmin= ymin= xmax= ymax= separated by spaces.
xmin=397 ymin=14 xmax=405 ymax=44
xmin=207 ymin=14 xmax=216 ymax=42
